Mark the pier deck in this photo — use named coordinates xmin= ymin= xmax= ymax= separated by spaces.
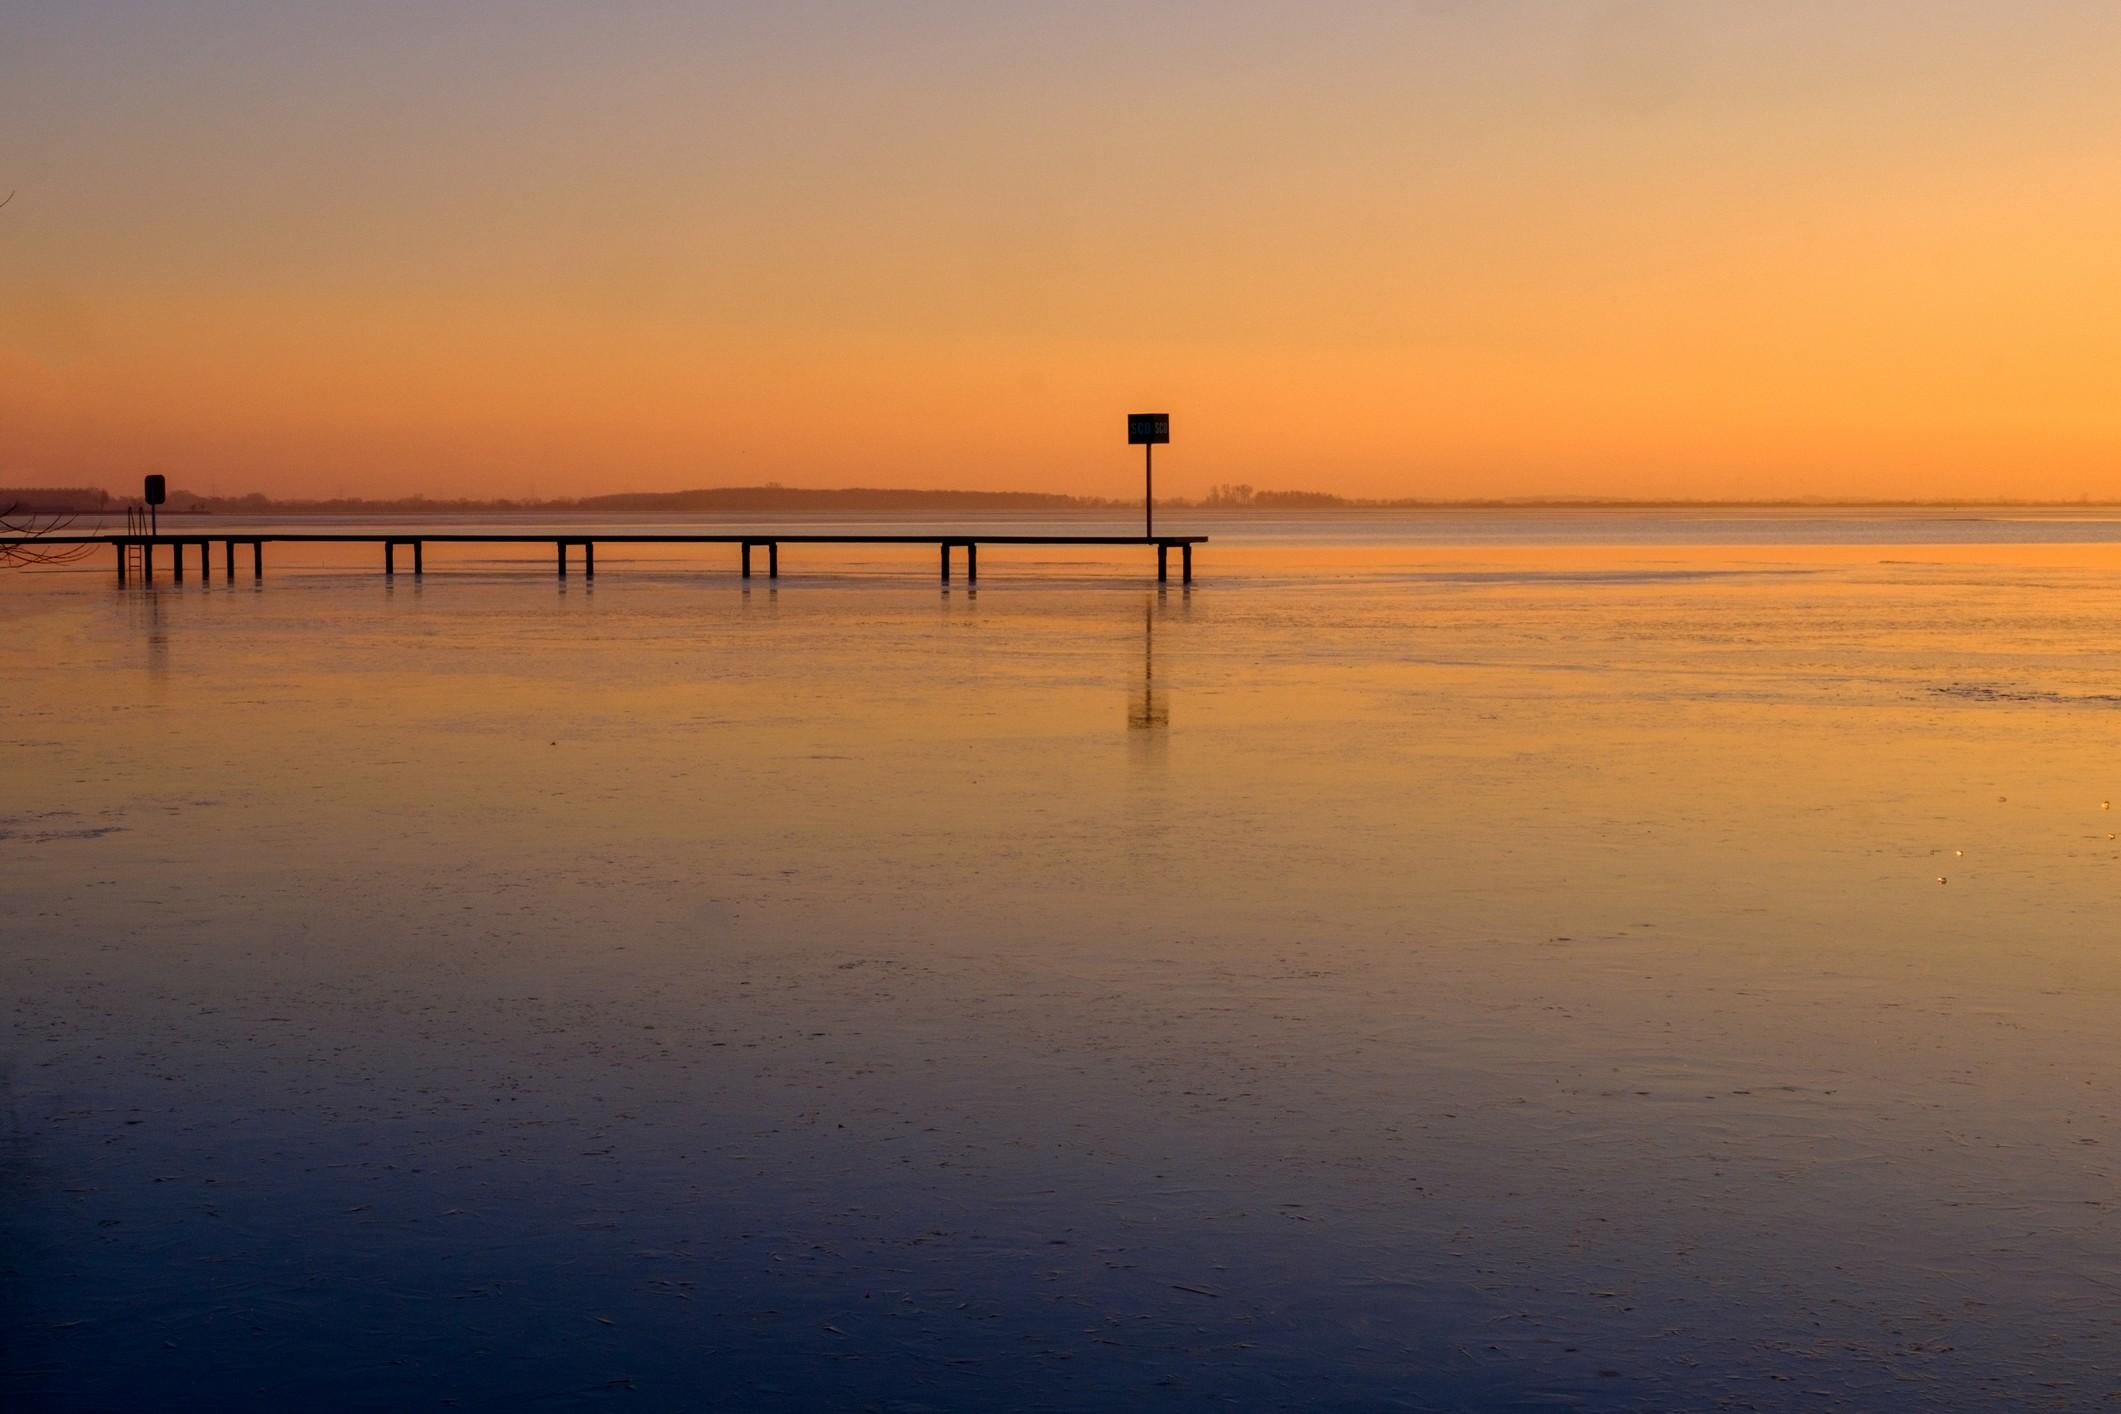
xmin=7 ymin=533 xmax=1207 ymax=586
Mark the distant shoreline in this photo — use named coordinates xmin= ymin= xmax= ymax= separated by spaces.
xmin=12 ymin=484 xmax=2121 ymax=517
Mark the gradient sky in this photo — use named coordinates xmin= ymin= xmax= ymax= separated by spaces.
xmin=5 ymin=1 xmax=2121 ymax=501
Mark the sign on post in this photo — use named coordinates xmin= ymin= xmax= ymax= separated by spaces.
xmin=1127 ymin=413 xmax=1169 ymax=445
xmin=1127 ymin=413 xmax=1168 ymax=538
xmin=143 ymin=474 xmax=166 ymax=505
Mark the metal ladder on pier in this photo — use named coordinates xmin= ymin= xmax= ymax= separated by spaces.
xmin=121 ymin=505 xmax=149 ymax=582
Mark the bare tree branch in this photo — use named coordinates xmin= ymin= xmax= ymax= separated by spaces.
xmin=0 ymin=503 xmax=96 ymax=566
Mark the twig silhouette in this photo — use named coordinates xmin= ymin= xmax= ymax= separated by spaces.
xmin=1 ymin=504 xmax=95 ymax=567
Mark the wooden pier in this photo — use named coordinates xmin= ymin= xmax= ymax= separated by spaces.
xmin=9 ymin=533 xmax=1206 ymax=586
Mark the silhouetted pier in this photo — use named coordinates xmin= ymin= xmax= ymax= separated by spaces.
xmin=11 ymin=532 xmax=1205 ymax=586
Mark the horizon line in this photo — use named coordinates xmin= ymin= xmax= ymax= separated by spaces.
xmin=15 ymin=483 xmax=2121 ymax=514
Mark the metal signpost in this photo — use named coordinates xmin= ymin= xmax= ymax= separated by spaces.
xmin=1127 ymin=413 xmax=1169 ymax=537
xmin=144 ymin=473 xmax=165 ymax=537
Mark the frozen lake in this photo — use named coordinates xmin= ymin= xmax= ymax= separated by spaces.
xmin=6 ymin=514 xmax=2120 ymax=1410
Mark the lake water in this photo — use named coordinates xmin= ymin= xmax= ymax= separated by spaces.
xmin=6 ymin=512 xmax=2120 ymax=1411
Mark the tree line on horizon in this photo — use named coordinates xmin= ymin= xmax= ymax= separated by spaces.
xmin=7 ymin=483 xmax=2121 ymax=515
xmin=0 ymin=482 xmax=1353 ymax=514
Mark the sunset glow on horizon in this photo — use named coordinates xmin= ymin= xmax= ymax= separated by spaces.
xmin=6 ymin=1 xmax=2121 ymax=502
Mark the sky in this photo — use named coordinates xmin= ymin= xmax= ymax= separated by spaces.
xmin=4 ymin=1 xmax=2121 ymax=502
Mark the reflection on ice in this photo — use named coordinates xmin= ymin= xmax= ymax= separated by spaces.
xmin=1129 ymin=601 xmax=1169 ymax=732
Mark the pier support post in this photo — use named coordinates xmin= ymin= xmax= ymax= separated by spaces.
xmin=941 ymin=542 xmax=952 ymax=583
xmin=557 ymin=541 xmax=566 ymax=578
xmin=414 ymin=541 xmax=424 ymax=576
xmin=116 ymin=542 xmax=126 ymax=585
xmin=582 ymin=541 xmax=591 ymax=578
xmin=768 ymin=542 xmax=778 ymax=578
xmin=224 ymin=539 xmax=235 ymax=580
xmin=741 ymin=542 xmax=752 ymax=579
xmin=967 ymin=542 xmax=977 ymax=583
xmin=252 ymin=541 xmax=262 ymax=580
xmin=1183 ymin=543 xmax=1193 ymax=585
xmin=173 ymin=540 xmax=184 ymax=583
xmin=386 ymin=542 xmax=396 ymax=576
xmin=1157 ymin=544 xmax=1168 ymax=583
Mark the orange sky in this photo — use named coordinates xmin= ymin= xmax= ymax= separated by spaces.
xmin=5 ymin=2 xmax=2121 ymax=501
